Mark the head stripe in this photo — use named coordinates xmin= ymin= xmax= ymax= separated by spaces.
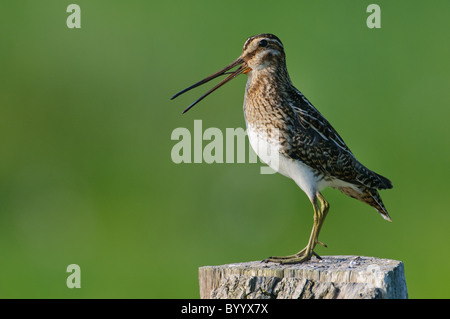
xmin=243 ymin=34 xmax=284 ymax=52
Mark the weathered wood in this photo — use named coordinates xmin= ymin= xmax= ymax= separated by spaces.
xmin=199 ymin=255 xmax=407 ymax=299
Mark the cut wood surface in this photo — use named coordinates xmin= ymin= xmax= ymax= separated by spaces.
xmin=199 ymin=255 xmax=407 ymax=299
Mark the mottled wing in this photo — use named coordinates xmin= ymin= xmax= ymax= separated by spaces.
xmin=286 ymin=88 xmax=392 ymax=190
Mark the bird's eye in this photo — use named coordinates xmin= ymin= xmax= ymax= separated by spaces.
xmin=259 ymin=39 xmax=268 ymax=47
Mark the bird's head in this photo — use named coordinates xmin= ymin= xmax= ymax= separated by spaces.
xmin=171 ymin=33 xmax=285 ymax=113
xmin=241 ymin=34 xmax=285 ymax=72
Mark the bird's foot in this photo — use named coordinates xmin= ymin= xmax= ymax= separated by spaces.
xmin=262 ymin=248 xmax=322 ymax=264
xmin=262 ymin=240 xmax=327 ymax=264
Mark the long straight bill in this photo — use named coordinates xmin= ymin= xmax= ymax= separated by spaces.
xmin=170 ymin=57 xmax=248 ymax=113
xmin=181 ymin=63 xmax=249 ymax=114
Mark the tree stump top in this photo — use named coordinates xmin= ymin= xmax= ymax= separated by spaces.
xmin=199 ymin=255 xmax=407 ymax=299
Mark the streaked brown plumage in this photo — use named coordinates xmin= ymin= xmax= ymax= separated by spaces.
xmin=171 ymin=33 xmax=393 ymax=263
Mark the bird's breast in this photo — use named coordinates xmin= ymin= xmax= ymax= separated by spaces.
xmin=247 ymin=122 xmax=322 ymax=197
xmin=246 ymin=123 xmax=287 ymax=176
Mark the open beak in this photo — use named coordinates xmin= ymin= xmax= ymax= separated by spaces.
xmin=171 ymin=57 xmax=251 ymax=114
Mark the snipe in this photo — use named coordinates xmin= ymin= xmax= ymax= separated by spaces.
xmin=171 ymin=34 xmax=393 ymax=264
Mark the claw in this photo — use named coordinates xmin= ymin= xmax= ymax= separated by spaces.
xmin=317 ymin=241 xmax=327 ymax=248
xmin=313 ymin=251 xmax=322 ymax=260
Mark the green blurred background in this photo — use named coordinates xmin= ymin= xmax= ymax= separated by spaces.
xmin=0 ymin=0 xmax=449 ymax=298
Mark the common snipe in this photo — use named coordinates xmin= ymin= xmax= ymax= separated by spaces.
xmin=171 ymin=34 xmax=393 ymax=264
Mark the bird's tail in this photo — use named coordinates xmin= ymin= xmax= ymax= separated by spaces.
xmin=373 ymin=172 xmax=393 ymax=190
xmin=338 ymin=186 xmax=392 ymax=222
xmin=354 ymin=161 xmax=393 ymax=190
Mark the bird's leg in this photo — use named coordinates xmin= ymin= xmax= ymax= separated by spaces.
xmin=264 ymin=192 xmax=329 ymax=264
xmin=315 ymin=192 xmax=329 ymax=245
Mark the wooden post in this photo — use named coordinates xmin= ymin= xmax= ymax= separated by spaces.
xmin=199 ymin=255 xmax=407 ymax=299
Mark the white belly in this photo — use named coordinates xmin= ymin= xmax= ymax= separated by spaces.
xmin=247 ymin=124 xmax=320 ymax=201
